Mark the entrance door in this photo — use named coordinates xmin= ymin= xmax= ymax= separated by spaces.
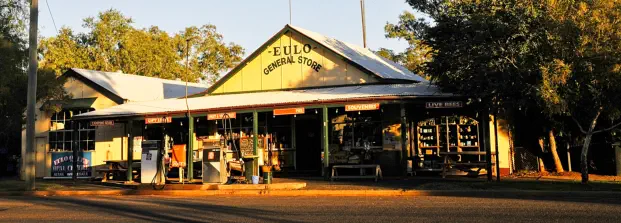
xmin=295 ymin=117 xmax=322 ymax=174
xmin=35 ymin=137 xmax=47 ymax=178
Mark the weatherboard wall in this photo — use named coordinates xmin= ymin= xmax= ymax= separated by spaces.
xmin=212 ymin=30 xmax=376 ymax=94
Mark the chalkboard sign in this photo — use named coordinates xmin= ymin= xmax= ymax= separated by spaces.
xmin=238 ymin=137 xmax=265 ymax=157
xmin=239 ymin=138 xmax=254 ymax=157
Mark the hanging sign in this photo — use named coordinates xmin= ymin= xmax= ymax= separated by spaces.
xmin=145 ymin=116 xmax=172 ymax=124
xmin=207 ymin=112 xmax=237 ymax=120
xmin=273 ymin=107 xmax=305 ymax=116
xmin=345 ymin=103 xmax=380 ymax=111
xmin=425 ymin=101 xmax=463 ymax=109
xmin=90 ymin=120 xmax=114 ymax=126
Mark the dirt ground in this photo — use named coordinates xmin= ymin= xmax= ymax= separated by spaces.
xmin=508 ymin=170 xmax=621 ymax=182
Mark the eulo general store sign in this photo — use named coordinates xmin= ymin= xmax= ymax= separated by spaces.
xmin=51 ymin=152 xmax=92 ymax=177
xmin=264 ymin=43 xmax=323 ymax=75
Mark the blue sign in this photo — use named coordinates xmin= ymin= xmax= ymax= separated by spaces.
xmin=51 ymin=152 xmax=92 ymax=177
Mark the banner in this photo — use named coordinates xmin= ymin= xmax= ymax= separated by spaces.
xmin=171 ymin=144 xmax=186 ymax=168
xmin=51 ymin=152 xmax=92 ymax=177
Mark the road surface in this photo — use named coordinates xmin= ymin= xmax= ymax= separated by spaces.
xmin=1 ymin=195 xmax=620 ymax=222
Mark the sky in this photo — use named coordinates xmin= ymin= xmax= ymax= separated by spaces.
xmin=38 ymin=0 xmax=419 ymax=56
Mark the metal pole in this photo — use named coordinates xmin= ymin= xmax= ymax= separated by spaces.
xmin=289 ymin=0 xmax=292 ymax=24
xmin=25 ymin=0 xmax=39 ymax=191
xmin=360 ymin=0 xmax=367 ymax=48
xmin=493 ymin=113 xmax=501 ymax=181
xmin=322 ymin=106 xmax=329 ymax=179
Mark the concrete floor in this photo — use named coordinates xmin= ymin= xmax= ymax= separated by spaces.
xmin=1 ymin=195 xmax=620 ymax=222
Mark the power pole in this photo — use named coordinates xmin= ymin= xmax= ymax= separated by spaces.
xmin=360 ymin=0 xmax=367 ymax=48
xmin=25 ymin=0 xmax=39 ymax=191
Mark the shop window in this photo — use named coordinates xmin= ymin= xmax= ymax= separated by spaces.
xmin=329 ymin=109 xmax=383 ymax=164
xmin=49 ymin=109 xmax=95 ymax=152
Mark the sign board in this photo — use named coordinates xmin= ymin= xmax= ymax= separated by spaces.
xmin=425 ymin=101 xmax=463 ymax=109
xmin=345 ymin=103 xmax=380 ymax=112
xmin=273 ymin=107 xmax=305 ymax=116
xmin=145 ymin=116 xmax=172 ymax=124
xmin=90 ymin=120 xmax=114 ymax=126
xmin=51 ymin=152 xmax=92 ymax=177
xmin=207 ymin=112 xmax=237 ymax=120
xmin=170 ymin=144 xmax=186 ymax=168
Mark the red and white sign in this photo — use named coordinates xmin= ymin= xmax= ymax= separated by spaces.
xmin=345 ymin=103 xmax=380 ymax=111
xmin=273 ymin=107 xmax=305 ymax=116
xmin=207 ymin=112 xmax=237 ymax=120
xmin=90 ymin=120 xmax=114 ymax=126
xmin=145 ymin=116 xmax=172 ymax=124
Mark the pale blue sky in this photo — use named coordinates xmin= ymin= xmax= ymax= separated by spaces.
xmin=38 ymin=0 xmax=418 ymax=55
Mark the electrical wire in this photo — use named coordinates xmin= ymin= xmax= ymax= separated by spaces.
xmin=44 ymin=0 xmax=58 ymax=34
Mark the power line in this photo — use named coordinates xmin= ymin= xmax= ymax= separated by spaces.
xmin=45 ymin=0 xmax=58 ymax=34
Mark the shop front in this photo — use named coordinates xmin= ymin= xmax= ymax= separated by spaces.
xmin=72 ymin=24 xmax=503 ymax=183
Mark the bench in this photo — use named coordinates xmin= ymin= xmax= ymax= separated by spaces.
xmin=440 ymin=152 xmax=492 ymax=178
xmin=331 ymin=164 xmax=383 ymax=182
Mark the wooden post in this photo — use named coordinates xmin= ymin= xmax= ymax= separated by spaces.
xmin=126 ymin=120 xmax=133 ymax=182
xmin=253 ymin=111 xmax=259 ymax=176
xmin=72 ymin=120 xmax=78 ymax=181
xmin=400 ymin=103 xmax=408 ymax=176
xmin=481 ymin=113 xmax=493 ymax=182
xmin=493 ymin=114 xmax=501 ymax=181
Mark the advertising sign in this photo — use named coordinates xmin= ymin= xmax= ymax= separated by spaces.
xmin=345 ymin=103 xmax=380 ymax=111
xmin=273 ymin=107 xmax=305 ymax=116
xmin=51 ymin=152 xmax=92 ymax=177
xmin=207 ymin=112 xmax=237 ymax=120
xmin=425 ymin=101 xmax=463 ymax=109
xmin=145 ymin=116 xmax=172 ymax=124
xmin=170 ymin=144 xmax=186 ymax=168
xmin=90 ymin=120 xmax=114 ymax=126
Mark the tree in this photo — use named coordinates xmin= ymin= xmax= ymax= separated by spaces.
xmin=0 ymin=0 xmax=68 ymax=175
xmin=405 ymin=0 xmax=621 ymax=182
xmin=537 ymin=0 xmax=621 ymax=183
xmin=39 ymin=9 xmax=244 ymax=83
xmin=379 ymin=11 xmax=432 ymax=78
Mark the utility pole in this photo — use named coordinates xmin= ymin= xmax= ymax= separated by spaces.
xmin=289 ymin=0 xmax=292 ymax=25
xmin=25 ymin=0 xmax=39 ymax=191
xmin=360 ymin=0 xmax=367 ymax=48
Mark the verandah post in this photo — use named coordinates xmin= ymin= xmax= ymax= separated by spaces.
xmin=187 ymin=115 xmax=194 ymax=181
xmin=127 ymin=120 xmax=133 ymax=182
xmin=323 ymin=106 xmax=329 ymax=180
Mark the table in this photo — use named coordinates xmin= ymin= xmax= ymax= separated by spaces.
xmin=439 ymin=152 xmax=494 ymax=178
xmin=331 ymin=164 xmax=383 ymax=182
xmin=97 ymin=160 xmax=140 ymax=182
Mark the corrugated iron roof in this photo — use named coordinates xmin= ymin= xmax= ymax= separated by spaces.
xmin=71 ymin=68 xmax=208 ymax=102
xmin=74 ymin=83 xmax=452 ymax=119
xmin=289 ymin=25 xmax=428 ymax=83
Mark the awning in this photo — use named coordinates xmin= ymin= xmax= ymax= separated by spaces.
xmin=73 ymin=84 xmax=454 ymax=120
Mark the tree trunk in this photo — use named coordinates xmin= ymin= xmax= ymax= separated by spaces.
xmin=581 ymin=132 xmax=592 ymax=184
xmin=549 ymin=130 xmax=564 ymax=173
xmin=538 ymin=138 xmax=547 ymax=173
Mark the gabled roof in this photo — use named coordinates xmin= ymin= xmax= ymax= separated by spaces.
xmin=64 ymin=68 xmax=208 ymax=103
xmin=207 ymin=24 xmax=427 ymax=93
xmin=73 ymin=83 xmax=451 ymax=120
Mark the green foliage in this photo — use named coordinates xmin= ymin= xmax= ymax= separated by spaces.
xmin=380 ymin=11 xmax=432 ymax=78
xmin=0 ymin=0 xmax=68 ymax=157
xmin=39 ymin=9 xmax=245 ymax=84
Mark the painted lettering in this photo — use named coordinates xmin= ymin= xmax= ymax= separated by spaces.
xmin=283 ymin=46 xmax=291 ymax=55
xmin=273 ymin=47 xmax=281 ymax=56
xmin=303 ymin=44 xmax=311 ymax=53
xmin=294 ymin=45 xmax=301 ymax=54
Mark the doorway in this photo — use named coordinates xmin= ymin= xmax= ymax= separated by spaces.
xmin=294 ymin=116 xmax=322 ymax=175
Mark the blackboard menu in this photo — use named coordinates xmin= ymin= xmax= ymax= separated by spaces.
xmin=238 ymin=137 xmax=264 ymax=157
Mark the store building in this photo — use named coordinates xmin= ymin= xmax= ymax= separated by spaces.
xmin=72 ymin=25 xmax=513 ymax=181
xmin=21 ymin=68 xmax=207 ymax=179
